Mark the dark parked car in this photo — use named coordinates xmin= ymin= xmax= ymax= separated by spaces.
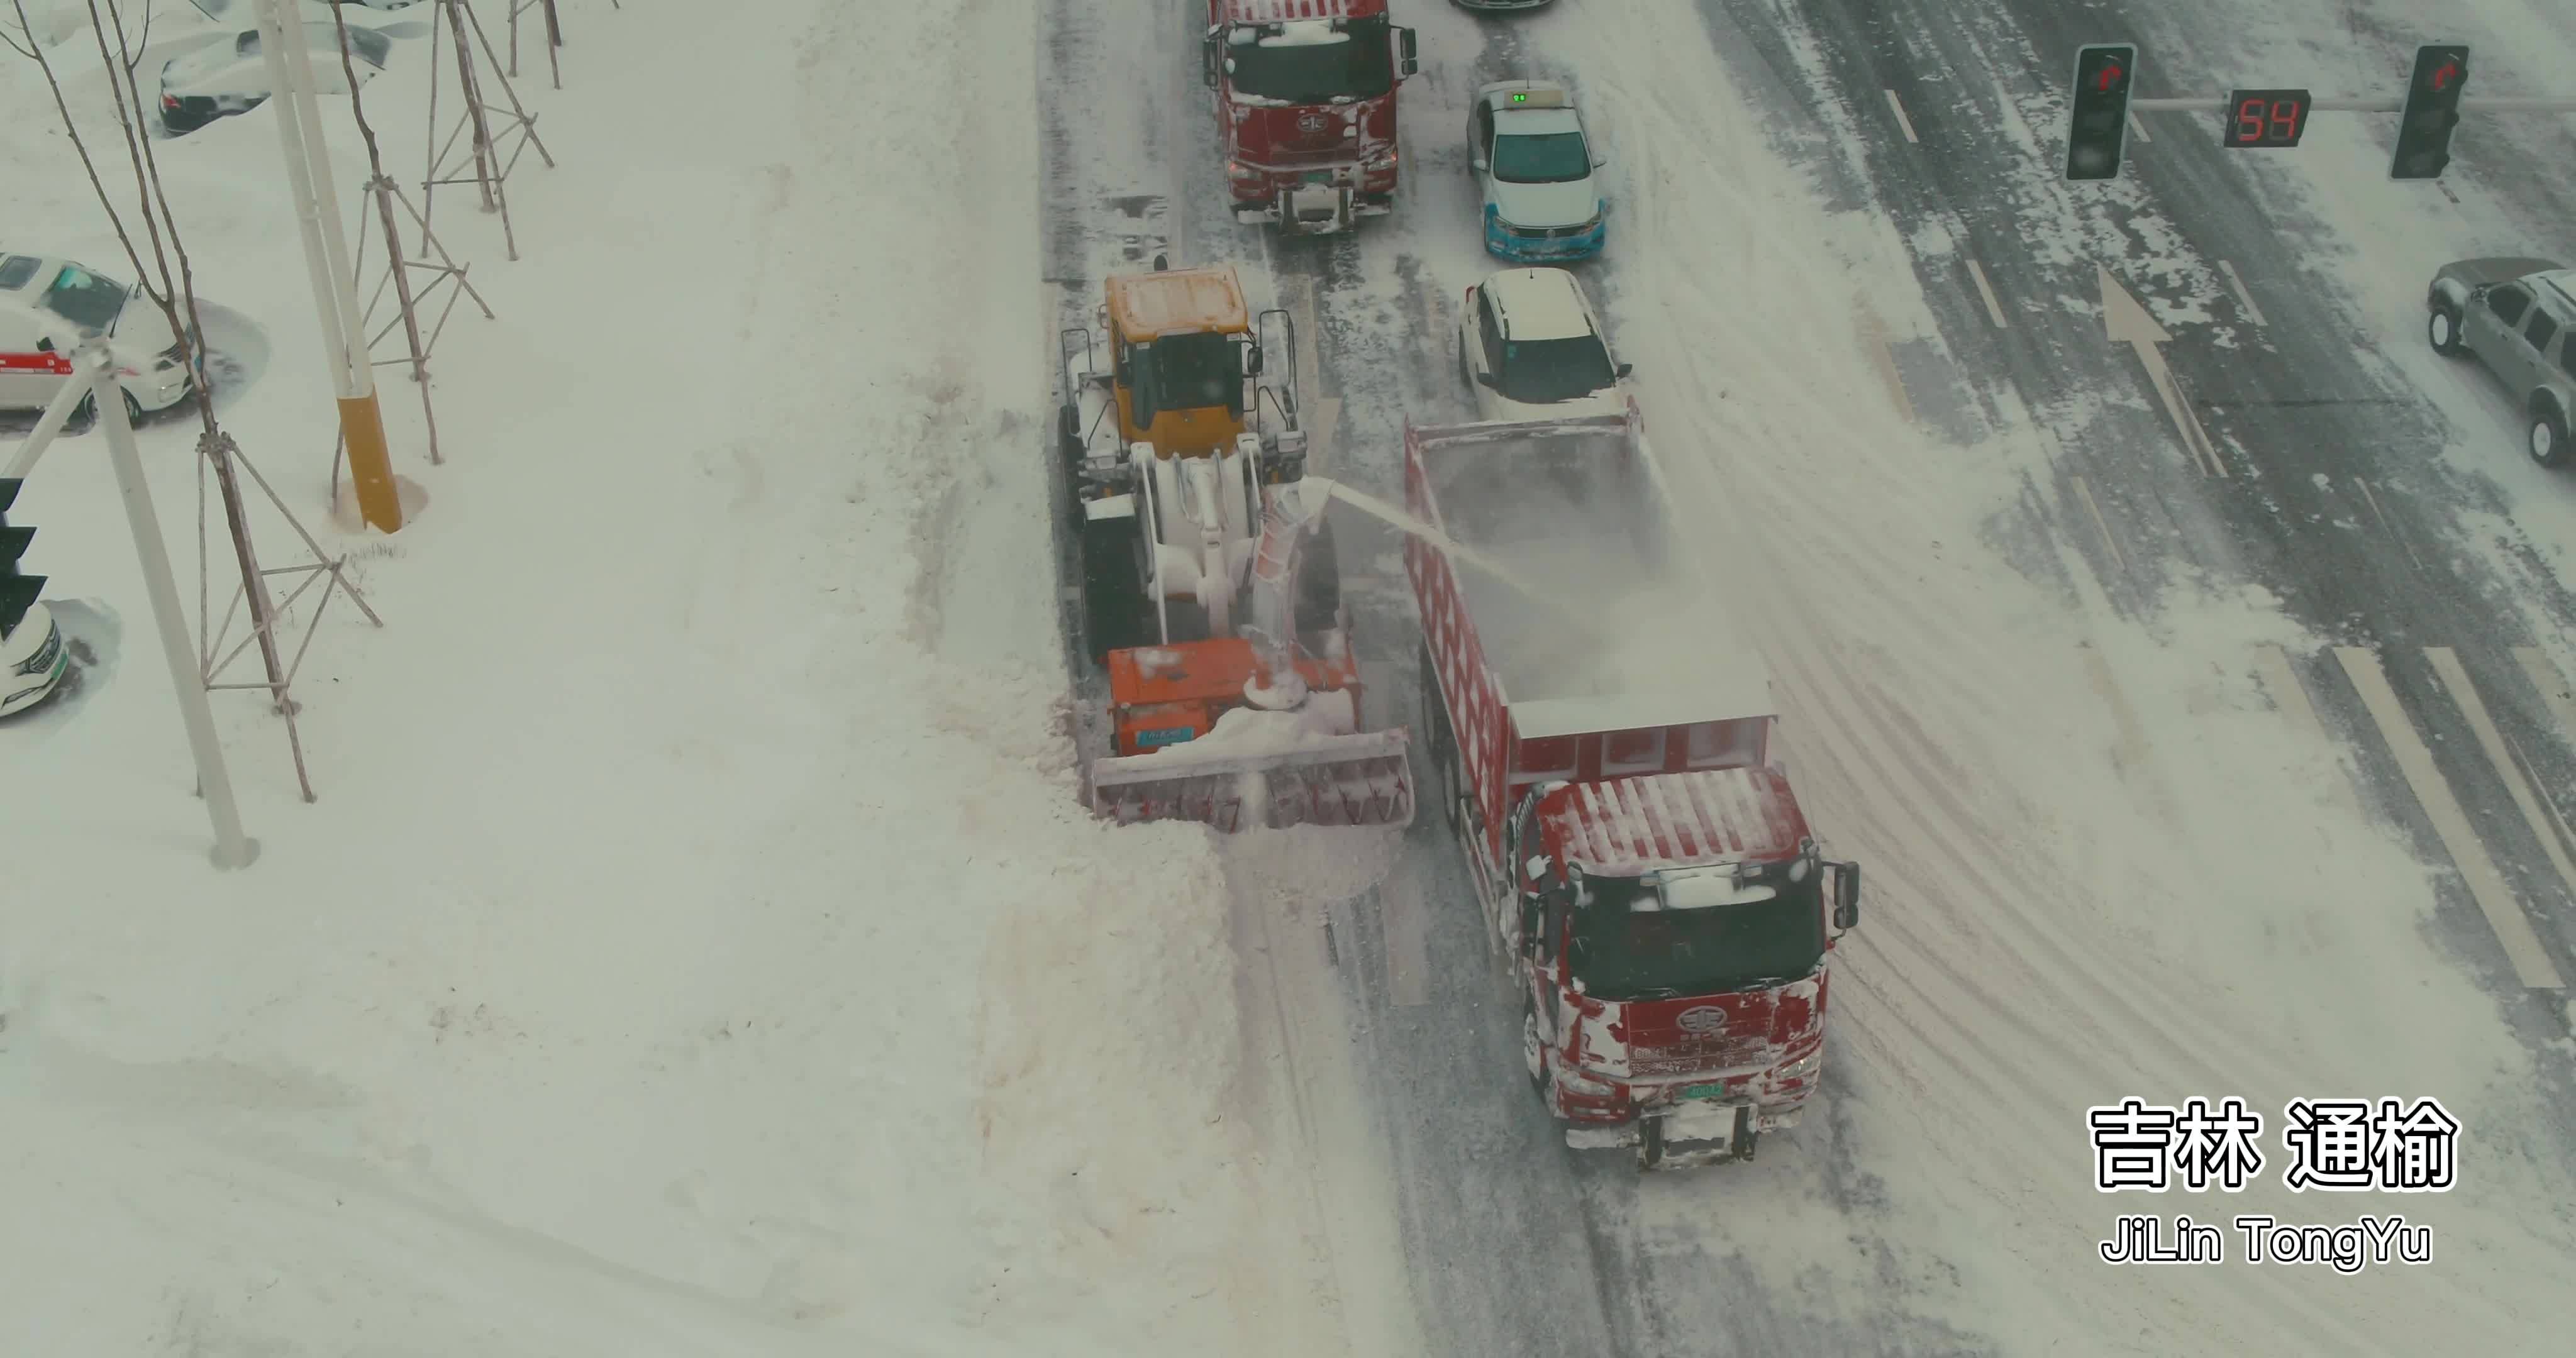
xmin=158 ymin=23 xmax=392 ymax=137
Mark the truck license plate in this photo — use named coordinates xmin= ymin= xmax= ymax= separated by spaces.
xmin=1680 ymin=1082 xmax=1726 ymax=1101
xmin=1304 ymin=170 xmax=1334 ymax=185
xmin=1135 ymin=726 xmax=1196 ymax=748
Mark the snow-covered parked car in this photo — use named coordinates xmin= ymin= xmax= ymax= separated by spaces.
xmin=1 ymin=601 xmax=67 ymax=718
xmin=0 ymin=253 xmax=194 ymax=422
xmin=2426 ymin=257 xmax=2576 ymax=468
xmin=158 ymin=22 xmax=392 ymax=137
xmin=1467 ymin=80 xmax=1607 ymax=262
xmin=1457 ymin=265 xmax=1632 ymax=424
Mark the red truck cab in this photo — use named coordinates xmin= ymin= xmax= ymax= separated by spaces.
xmin=1202 ymin=0 xmax=1419 ymax=235
xmin=1404 ymin=409 xmax=1864 ymax=1170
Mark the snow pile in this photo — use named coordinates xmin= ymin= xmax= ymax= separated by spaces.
xmin=0 ymin=2 xmax=1400 ymax=1354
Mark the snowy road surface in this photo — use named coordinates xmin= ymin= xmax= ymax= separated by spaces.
xmin=4 ymin=0 xmax=2575 ymax=1352
xmin=1048 ymin=0 xmax=2576 ymax=1353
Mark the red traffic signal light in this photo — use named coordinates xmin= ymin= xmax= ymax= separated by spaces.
xmin=2065 ymin=43 xmax=2139 ymax=181
xmin=2392 ymin=43 xmax=2469 ymax=180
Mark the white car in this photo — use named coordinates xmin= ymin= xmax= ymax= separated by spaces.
xmin=1 ymin=602 xmax=67 ymax=717
xmin=1467 ymin=80 xmax=1607 ymax=261
xmin=0 ymin=253 xmax=194 ymax=422
xmin=1457 ymin=266 xmax=1632 ymax=423
xmin=159 ymin=22 xmax=392 ymax=136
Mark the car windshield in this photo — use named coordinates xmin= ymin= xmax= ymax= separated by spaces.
xmin=1223 ymin=17 xmax=1393 ymax=104
xmin=38 ymin=264 xmax=130 ymax=334
xmin=1566 ymin=875 xmax=1826 ymax=1002
xmin=1496 ymin=333 xmax=1615 ymax=405
xmin=1492 ymin=131 xmax=1591 ymax=184
xmin=1130 ymin=331 xmax=1243 ymax=424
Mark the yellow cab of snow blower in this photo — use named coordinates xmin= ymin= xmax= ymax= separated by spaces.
xmin=1055 ymin=258 xmax=1413 ymax=834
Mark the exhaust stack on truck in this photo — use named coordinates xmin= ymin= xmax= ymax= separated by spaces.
xmin=1402 ymin=407 xmax=1862 ymax=1170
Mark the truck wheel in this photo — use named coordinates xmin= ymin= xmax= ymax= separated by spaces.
xmin=1522 ymin=1002 xmax=1551 ymax=1100
xmin=1638 ymin=1116 xmax=1666 ymax=1171
xmin=2531 ymin=401 xmax=2570 ymax=469
xmin=2427 ymin=305 xmax=2467 ymax=356
xmin=1057 ymin=401 xmax=1084 ymax=465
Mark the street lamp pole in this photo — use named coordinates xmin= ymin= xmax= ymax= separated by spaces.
xmin=255 ymin=0 xmax=402 ymax=533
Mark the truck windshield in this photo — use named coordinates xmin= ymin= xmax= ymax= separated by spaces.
xmin=39 ymin=264 xmax=130 ymax=334
xmin=1224 ymin=18 xmax=1394 ymax=104
xmin=1565 ymin=875 xmax=1825 ymax=1002
xmin=1496 ymin=334 xmax=1616 ymax=405
xmin=1492 ymin=131 xmax=1591 ymax=184
xmin=1131 ymin=331 xmax=1244 ymax=424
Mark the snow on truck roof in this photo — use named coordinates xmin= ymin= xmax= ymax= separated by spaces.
xmin=1413 ymin=416 xmax=1777 ymax=731
xmin=1223 ymin=0 xmax=1374 ymax=21
xmin=1545 ymin=767 xmax=1811 ymax=876
xmin=1105 ymin=266 xmax=1250 ymax=340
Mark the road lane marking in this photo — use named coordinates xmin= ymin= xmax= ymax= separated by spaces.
xmin=1884 ymin=89 xmax=1919 ymax=143
xmin=2101 ymin=266 xmax=2227 ymax=478
xmin=2080 ymin=643 xmax=2175 ymax=824
xmin=1380 ymin=855 xmax=1431 ymax=1007
xmin=2253 ymin=643 xmax=2362 ymax=817
xmin=2216 ymin=259 xmax=2267 ymax=326
xmin=1858 ymin=306 xmax=1916 ymax=424
xmin=2128 ymin=111 xmax=2152 ymax=143
xmin=1966 ymin=258 xmax=2008 ymax=328
xmin=2351 ymin=478 xmax=2425 ymax=575
xmin=2333 ymin=647 xmax=2565 ymax=990
xmin=2071 ymin=474 xmax=2126 ymax=574
xmin=2426 ymin=647 xmax=2576 ymax=909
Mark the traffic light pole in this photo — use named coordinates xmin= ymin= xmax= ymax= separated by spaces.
xmin=255 ymin=0 xmax=402 ymax=534
xmin=21 ymin=344 xmax=260 ymax=869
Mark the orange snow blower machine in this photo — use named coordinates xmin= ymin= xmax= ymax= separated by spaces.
xmin=1057 ymin=260 xmax=1413 ymax=832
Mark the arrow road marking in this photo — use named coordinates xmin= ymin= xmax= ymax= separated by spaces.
xmin=2101 ymin=266 xmax=2228 ymax=478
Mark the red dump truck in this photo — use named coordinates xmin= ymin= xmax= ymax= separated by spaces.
xmin=1403 ymin=407 xmax=1863 ymax=1170
xmin=1202 ymin=0 xmax=1419 ymax=235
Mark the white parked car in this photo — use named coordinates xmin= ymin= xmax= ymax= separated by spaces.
xmin=0 ymin=253 xmax=195 ymax=423
xmin=1467 ymin=80 xmax=1606 ymax=262
xmin=159 ymin=21 xmax=392 ymax=136
xmin=1 ymin=602 xmax=67 ymax=718
xmin=1457 ymin=266 xmax=1632 ymax=423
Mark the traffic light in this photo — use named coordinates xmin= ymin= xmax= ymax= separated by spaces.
xmin=2065 ymin=44 xmax=2138 ymax=180
xmin=0 ymin=477 xmax=42 ymax=640
xmin=2390 ymin=44 xmax=2468 ymax=180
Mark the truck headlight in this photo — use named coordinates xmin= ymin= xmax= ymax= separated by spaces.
xmin=1555 ymin=1064 xmax=1619 ymax=1097
xmin=1770 ymin=1049 xmax=1821 ymax=1084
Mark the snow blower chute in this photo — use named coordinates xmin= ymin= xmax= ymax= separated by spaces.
xmin=1085 ymin=477 xmax=1415 ymax=832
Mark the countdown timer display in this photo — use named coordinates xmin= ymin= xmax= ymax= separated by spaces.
xmin=2223 ymin=89 xmax=2311 ymax=148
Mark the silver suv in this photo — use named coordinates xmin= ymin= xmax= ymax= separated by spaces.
xmin=2426 ymin=257 xmax=2576 ymax=466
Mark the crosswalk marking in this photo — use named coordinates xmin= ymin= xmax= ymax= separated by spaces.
xmin=2252 ymin=644 xmax=2360 ymax=817
xmin=2426 ymin=648 xmax=2576 ymax=911
xmin=2334 ymin=647 xmax=2566 ymax=991
xmin=2512 ymin=647 xmax=2576 ymax=741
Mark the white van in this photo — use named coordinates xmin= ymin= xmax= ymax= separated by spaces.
xmin=0 ymin=253 xmax=196 ymax=422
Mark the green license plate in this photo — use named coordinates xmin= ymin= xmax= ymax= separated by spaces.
xmin=1681 ymin=1082 xmax=1726 ymax=1101
xmin=1305 ymin=171 xmax=1334 ymax=184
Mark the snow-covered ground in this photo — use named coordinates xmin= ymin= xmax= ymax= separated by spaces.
xmin=9 ymin=0 xmax=2576 ymax=1352
xmin=2 ymin=3 xmax=1414 ymax=1353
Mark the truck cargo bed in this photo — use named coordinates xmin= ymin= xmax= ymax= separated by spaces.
xmin=1413 ymin=416 xmax=1770 ymax=724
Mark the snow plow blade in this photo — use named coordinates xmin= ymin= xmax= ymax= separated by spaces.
xmin=1087 ymin=729 xmax=1415 ymax=832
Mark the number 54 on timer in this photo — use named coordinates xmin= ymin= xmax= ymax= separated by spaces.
xmin=2224 ymin=89 xmax=2312 ymax=147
